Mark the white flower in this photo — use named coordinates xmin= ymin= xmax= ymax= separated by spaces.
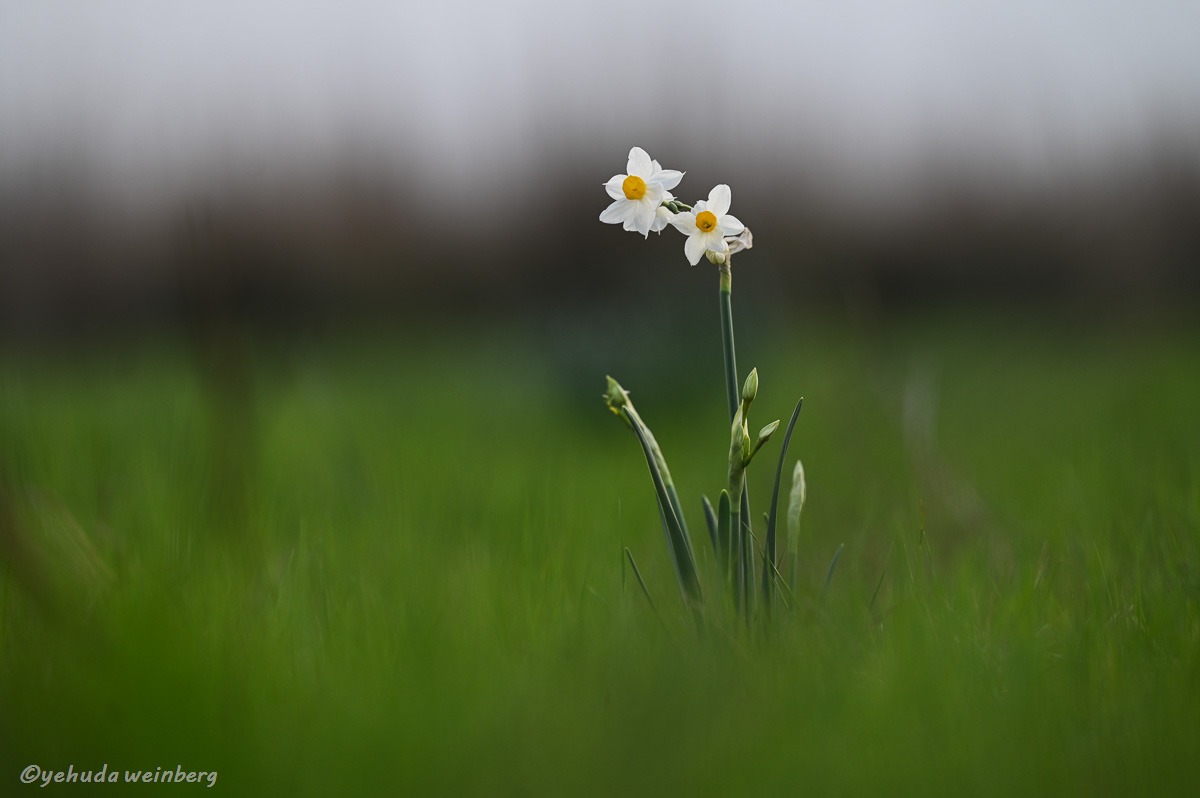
xmin=599 ymin=147 xmax=684 ymax=237
xmin=669 ymin=184 xmax=745 ymax=266
xmin=652 ymin=191 xmax=676 ymax=234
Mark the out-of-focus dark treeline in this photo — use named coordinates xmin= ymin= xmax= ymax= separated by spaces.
xmin=2 ymin=140 xmax=1198 ymax=337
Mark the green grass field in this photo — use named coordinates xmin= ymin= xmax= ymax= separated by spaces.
xmin=2 ymin=312 xmax=1198 ymax=795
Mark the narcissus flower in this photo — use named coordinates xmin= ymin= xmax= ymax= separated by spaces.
xmin=600 ymin=147 xmax=684 ymax=237
xmin=652 ymin=191 xmax=677 ymax=234
xmin=669 ymin=184 xmax=745 ymax=266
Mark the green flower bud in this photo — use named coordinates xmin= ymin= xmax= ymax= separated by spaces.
xmin=787 ymin=460 xmax=806 ymax=557
xmin=728 ymin=407 xmax=747 ymax=481
xmin=741 ymin=367 xmax=759 ymax=405
xmin=750 ymin=419 xmax=780 ymax=459
xmin=603 ymin=376 xmax=630 ymax=416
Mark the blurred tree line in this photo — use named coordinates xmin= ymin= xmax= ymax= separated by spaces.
xmin=2 ymin=142 xmax=1198 ymax=337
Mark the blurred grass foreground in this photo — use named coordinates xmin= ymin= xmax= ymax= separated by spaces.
xmin=1 ymin=311 xmax=1198 ymax=795
xmin=5 ymin=3 xmax=1200 ymax=793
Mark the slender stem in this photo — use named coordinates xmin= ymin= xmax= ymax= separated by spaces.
xmin=719 ymin=259 xmax=754 ymax=617
xmin=790 ymin=544 xmax=798 ymax=594
xmin=624 ymin=547 xmax=664 ymax=625
xmin=741 ymin=513 xmax=752 ymax=620
xmin=717 ymin=491 xmax=732 ymax=585
xmin=621 ymin=406 xmax=702 ymax=603
xmin=624 ymin=404 xmax=691 ymax=556
xmin=718 ymin=265 xmax=738 ymax=421
xmin=761 ymin=398 xmax=804 ymax=609
xmin=730 ymin=505 xmax=743 ymax=615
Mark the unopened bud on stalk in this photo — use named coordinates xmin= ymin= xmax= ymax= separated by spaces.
xmin=705 ymin=249 xmax=727 ymax=266
xmin=729 ymin=408 xmax=745 ymax=454
xmin=603 ymin=376 xmax=631 ymax=418
xmin=787 ymin=459 xmax=806 ymax=553
xmin=728 ymin=407 xmax=747 ymax=482
xmin=751 ymin=419 xmax=780 ymax=458
xmin=741 ymin=367 xmax=759 ymax=406
xmin=739 ymin=368 xmax=759 ymax=421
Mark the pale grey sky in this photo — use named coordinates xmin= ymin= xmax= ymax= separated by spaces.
xmin=3 ymin=1 xmax=1199 ymax=207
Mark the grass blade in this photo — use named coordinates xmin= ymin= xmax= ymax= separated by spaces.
xmin=869 ymin=567 xmax=887 ymax=613
xmin=701 ymin=495 xmax=719 ymax=559
xmin=869 ymin=540 xmax=894 ymax=614
xmin=622 ymin=408 xmax=703 ymax=604
xmin=760 ymin=397 xmax=804 ymax=607
xmin=760 ymin=554 xmax=795 ymax=612
xmin=624 ymin=547 xmax=661 ymax=621
xmin=717 ymin=490 xmax=732 ymax=584
xmin=821 ymin=543 xmax=845 ymax=601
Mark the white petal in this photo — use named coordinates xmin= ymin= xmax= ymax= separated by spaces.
xmin=670 ymin=212 xmax=697 ymax=235
xmin=599 ymin=199 xmax=630 ymax=225
xmin=642 ymin=184 xmax=666 ymax=206
xmin=693 ymin=200 xmax=709 ymax=213
xmin=633 ymin=201 xmax=657 ymax=237
xmin=651 ymin=159 xmax=662 ymax=172
xmin=684 ymin=234 xmax=706 ymax=265
xmin=703 ymin=231 xmax=729 ymax=255
xmin=627 ymin=147 xmax=653 ymax=178
xmin=651 ymin=206 xmax=674 ymax=233
xmin=605 ymin=174 xmax=627 ymax=200
xmin=708 ymin=184 xmax=732 ymax=216
xmin=653 ymin=169 xmax=684 ymax=191
xmin=662 ymin=190 xmax=675 ymax=202
xmin=720 ymin=214 xmax=745 ymax=236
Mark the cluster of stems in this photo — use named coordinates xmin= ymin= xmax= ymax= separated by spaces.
xmin=716 ymin=262 xmax=783 ymax=619
xmin=606 ymin=249 xmax=806 ymax=626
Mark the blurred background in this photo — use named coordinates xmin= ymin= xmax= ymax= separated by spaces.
xmin=3 ymin=0 xmax=1199 ymax=337
xmin=4 ymin=7 xmax=1200 ymax=791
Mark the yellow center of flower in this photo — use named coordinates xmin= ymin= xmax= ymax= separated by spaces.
xmin=622 ymin=175 xmax=647 ymax=200
xmin=696 ymin=210 xmax=718 ymax=233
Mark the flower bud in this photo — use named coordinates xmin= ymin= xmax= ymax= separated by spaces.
xmin=741 ymin=368 xmax=759 ymax=405
xmin=603 ymin=376 xmax=630 ymax=416
xmin=728 ymin=407 xmax=747 ymax=476
xmin=704 ymin=249 xmax=727 ymax=266
xmin=787 ymin=460 xmax=806 ymax=555
xmin=746 ymin=419 xmax=780 ymax=461
xmin=755 ymin=419 xmax=780 ymax=448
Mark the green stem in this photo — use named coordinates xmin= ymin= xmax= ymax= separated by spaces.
xmin=716 ymin=490 xmax=732 ymax=586
xmin=761 ymin=398 xmax=804 ymax=609
xmin=621 ymin=408 xmax=702 ymax=604
xmin=741 ymin=512 xmax=752 ymax=620
xmin=730 ymin=504 xmax=743 ymax=613
xmin=790 ymin=544 xmax=798 ymax=594
xmin=719 ymin=261 xmax=754 ymax=617
xmin=719 ymin=265 xmax=738 ymax=421
xmin=624 ymin=404 xmax=690 ymax=547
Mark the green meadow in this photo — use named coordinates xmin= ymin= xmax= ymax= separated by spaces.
xmin=2 ymin=309 xmax=1198 ymax=795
